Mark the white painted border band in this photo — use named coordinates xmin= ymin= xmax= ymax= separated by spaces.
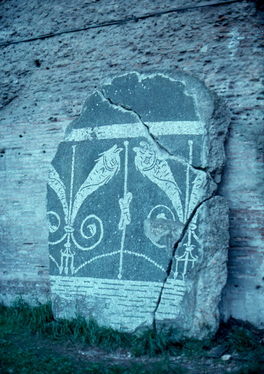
xmin=65 ymin=121 xmax=204 ymax=142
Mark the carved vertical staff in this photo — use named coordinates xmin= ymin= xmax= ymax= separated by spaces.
xmin=174 ymin=140 xmax=197 ymax=280
xmin=60 ymin=145 xmax=76 ymax=275
xmin=118 ymin=141 xmax=132 ymax=279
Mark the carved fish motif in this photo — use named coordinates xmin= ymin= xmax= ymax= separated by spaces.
xmin=48 ymin=166 xmax=69 ymax=218
xmin=71 ymin=144 xmax=122 ymax=222
xmin=133 ymin=141 xmax=183 ymax=222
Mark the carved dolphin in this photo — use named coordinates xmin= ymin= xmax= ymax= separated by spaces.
xmin=71 ymin=144 xmax=122 ymax=222
xmin=133 ymin=141 xmax=183 ymax=222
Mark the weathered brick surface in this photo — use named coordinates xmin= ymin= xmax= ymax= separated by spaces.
xmin=0 ymin=0 xmax=263 ymax=326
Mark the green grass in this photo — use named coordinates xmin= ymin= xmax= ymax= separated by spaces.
xmin=227 ymin=326 xmax=261 ymax=352
xmin=0 ymin=299 xmax=53 ymax=334
xmin=0 ymin=340 xmax=77 ymax=374
xmin=0 ymin=337 xmax=184 ymax=374
xmin=0 ymin=338 xmax=185 ymax=374
xmin=0 ymin=300 xmax=181 ymax=356
xmin=215 ymin=319 xmax=264 ymax=363
xmin=0 ymin=300 xmax=186 ymax=373
xmin=1 ymin=301 xmax=264 ymax=374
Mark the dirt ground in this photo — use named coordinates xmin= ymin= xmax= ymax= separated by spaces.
xmin=1 ymin=303 xmax=264 ymax=374
xmin=1 ymin=330 xmax=263 ymax=374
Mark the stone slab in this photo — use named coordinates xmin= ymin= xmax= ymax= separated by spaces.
xmin=47 ymin=71 xmax=229 ymax=338
xmin=155 ymin=195 xmax=229 ymax=338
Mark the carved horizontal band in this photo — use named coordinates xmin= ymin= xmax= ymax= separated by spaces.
xmin=65 ymin=121 xmax=204 ymax=142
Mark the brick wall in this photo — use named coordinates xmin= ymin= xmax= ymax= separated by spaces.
xmin=0 ymin=0 xmax=263 ymax=326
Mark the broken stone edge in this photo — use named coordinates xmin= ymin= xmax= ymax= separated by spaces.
xmin=155 ymin=196 xmax=229 ymax=339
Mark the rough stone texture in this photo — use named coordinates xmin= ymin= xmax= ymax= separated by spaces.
xmin=0 ymin=0 xmax=263 ymax=328
xmin=156 ymin=196 xmax=229 ymax=338
xmin=48 ymin=72 xmax=229 ymax=337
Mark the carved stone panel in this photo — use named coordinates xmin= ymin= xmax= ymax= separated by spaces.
xmin=47 ymin=72 xmax=229 ymax=338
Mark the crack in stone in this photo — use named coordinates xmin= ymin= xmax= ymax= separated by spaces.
xmin=100 ymin=90 xmax=219 ymax=330
xmin=100 ymin=90 xmax=217 ymax=193
xmin=152 ymin=192 xmax=216 ymax=330
xmin=141 ymin=125 xmax=215 ymax=184
xmin=140 ymin=121 xmax=176 ymax=158
xmin=100 ymin=89 xmax=174 ymax=158
xmin=100 ymin=89 xmax=202 ymax=164
xmin=0 ymin=1 xmax=242 ymax=48
xmin=192 ymin=165 xmax=209 ymax=172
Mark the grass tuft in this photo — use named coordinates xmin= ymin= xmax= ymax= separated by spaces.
xmin=0 ymin=300 xmax=180 ymax=356
xmin=1 ymin=301 xmax=264 ymax=374
xmin=0 ymin=299 xmax=54 ymax=334
xmin=227 ymin=326 xmax=260 ymax=352
xmin=131 ymin=328 xmax=176 ymax=357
